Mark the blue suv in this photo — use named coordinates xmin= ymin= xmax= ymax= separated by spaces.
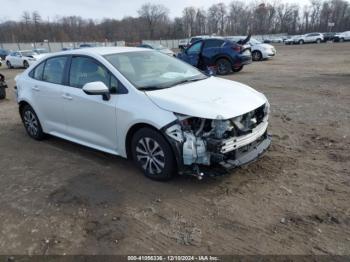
xmin=177 ymin=38 xmax=252 ymax=75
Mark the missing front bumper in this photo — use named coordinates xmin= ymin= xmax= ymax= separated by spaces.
xmin=183 ymin=133 xmax=271 ymax=178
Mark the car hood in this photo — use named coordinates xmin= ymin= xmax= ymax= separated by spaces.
xmin=159 ymin=48 xmax=174 ymax=55
xmin=145 ymin=77 xmax=267 ymax=120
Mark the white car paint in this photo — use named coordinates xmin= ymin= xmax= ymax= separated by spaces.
xmin=294 ymin=33 xmax=324 ymax=44
xmin=5 ymin=50 xmax=43 ymax=68
xmin=335 ymin=31 xmax=350 ymax=41
xmin=226 ymin=36 xmax=276 ymax=60
xmin=249 ymin=41 xmax=276 ymax=60
xmin=15 ymin=47 xmax=270 ymax=179
xmin=146 ymin=77 xmax=266 ymax=119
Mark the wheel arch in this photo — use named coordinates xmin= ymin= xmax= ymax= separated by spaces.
xmin=18 ymin=100 xmax=32 ymax=116
xmin=125 ymin=121 xmax=184 ymax=173
xmin=214 ymin=55 xmax=233 ymax=65
xmin=18 ymin=100 xmax=43 ymax=126
xmin=125 ymin=122 xmax=162 ymax=160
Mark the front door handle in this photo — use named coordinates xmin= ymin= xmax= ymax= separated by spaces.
xmin=62 ymin=94 xmax=73 ymax=100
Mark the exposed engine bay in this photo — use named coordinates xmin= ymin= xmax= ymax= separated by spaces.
xmin=165 ymin=103 xmax=271 ymax=177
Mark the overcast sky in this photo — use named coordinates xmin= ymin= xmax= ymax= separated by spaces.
xmin=2 ymin=0 xmax=312 ymax=22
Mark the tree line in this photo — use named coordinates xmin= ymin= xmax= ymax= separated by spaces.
xmin=0 ymin=0 xmax=349 ymax=43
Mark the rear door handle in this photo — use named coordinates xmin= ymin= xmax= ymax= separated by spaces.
xmin=62 ymin=94 xmax=73 ymax=100
xmin=32 ymin=86 xmax=40 ymax=91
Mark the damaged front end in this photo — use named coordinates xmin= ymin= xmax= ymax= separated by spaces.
xmin=163 ymin=103 xmax=271 ymax=179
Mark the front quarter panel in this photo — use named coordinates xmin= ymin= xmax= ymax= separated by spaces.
xmin=115 ymin=89 xmax=177 ymax=158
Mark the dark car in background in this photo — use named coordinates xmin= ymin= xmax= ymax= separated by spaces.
xmin=323 ymin=32 xmax=337 ymax=42
xmin=177 ymin=38 xmax=252 ymax=75
xmin=0 ymin=49 xmax=10 ymax=60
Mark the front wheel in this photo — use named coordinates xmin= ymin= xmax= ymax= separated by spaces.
xmin=252 ymin=51 xmax=263 ymax=61
xmin=215 ymin=58 xmax=232 ymax=75
xmin=340 ymin=38 xmax=344 ymax=42
xmin=23 ymin=60 xmax=29 ymax=68
xmin=316 ymin=39 xmax=321 ymax=44
xmin=20 ymin=104 xmax=45 ymax=140
xmin=299 ymin=40 xmax=304 ymax=45
xmin=232 ymin=66 xmax=244 ymax=72
xmin=131 ymin=127 xmax=176 ymax=181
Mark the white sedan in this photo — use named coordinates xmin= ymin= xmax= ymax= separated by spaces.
xmin=227 ymin=36 xmax=276 ymax=61
xmin=5 ymin=50 xmax=43 ymax=69
xmin=15 ymin=47 xmax=271 ymax=180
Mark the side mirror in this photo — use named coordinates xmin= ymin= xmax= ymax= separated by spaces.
xmin=82 ymin=81 xmax=110 ymax=101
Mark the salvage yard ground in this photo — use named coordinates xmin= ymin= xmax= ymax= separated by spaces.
xmin=0 ymin=43 xmax=349 ymax=255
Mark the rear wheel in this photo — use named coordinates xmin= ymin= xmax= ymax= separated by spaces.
xmin=20 ymin=104 xmax=45 ymax=140
xmin=316 ymin=39 xmax=321 ymax=44
xmin=252 ymin=50 xmax=263 ymax=61
xmin=232 ymin=66 xmax=244 ymax=72
xmin=6 ymin=61 xmax=12 ymax=69
xmin=340 ymin=38 xmax=344 ymax=42
xmin=299 ymin=40 xmax=304 ymax=45
xmin=215 ymin=58 xmax=232 ymax=75
xmin=131 ymin=127 xmax=175 ymax=181
xmin=23 ymin=60 xmax=29 ymax=68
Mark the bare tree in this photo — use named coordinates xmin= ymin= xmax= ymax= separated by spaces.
xmin=138 ymin=3 xmax=169 ymax=39
xmin=182 ymin=7 xmax=196 ymax=37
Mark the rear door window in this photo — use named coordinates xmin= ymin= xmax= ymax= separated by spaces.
xmin=203 ymin=39 xmax=225 ymax=50
xmin=42 ymin=56 xmax=68 ymax=84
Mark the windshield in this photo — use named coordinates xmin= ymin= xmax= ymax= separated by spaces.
xmin=20 ymin=51 xmax=36 ymax=56
xmin=104 ymin=51 xmax=207 ymax=90
xmin=249 ymin=38 xmax=262 ymax=45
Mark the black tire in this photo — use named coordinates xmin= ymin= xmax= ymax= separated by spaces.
xmin=131 ymin=127 xmax=176 ymax=181
xmin=0 ymin=87 xmax=5 ymax=99
xmin=215 ymin=58 xmax=232 ymax=75
xmin=340 ymin=38 xmax=344 ymax=42
xmin=23 ymin=60 xmax=29 ymax=69
xmin=6 ymin=61 xmax=12 ymax=69
xmin=20 ymin=104 xmax=45 ymax=140
xmin=299 ymin=40 xmax=304 ymax=45
xmin=316 ymin=39 xmax=321 ymax=44
xmin=232 ymin=65 xmax=244 ymax=72
xmin=252 ymin=50 xmax=263 ymax=61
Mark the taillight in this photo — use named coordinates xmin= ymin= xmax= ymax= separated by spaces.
xmin=232 ymin=45 xmax=242 ymax=52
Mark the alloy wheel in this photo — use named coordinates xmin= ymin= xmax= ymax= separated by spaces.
xmin=252 ymin=51 xmax=262 ymax=61
xmin=136 ymin=137 xmax=165 ymax=175
xmin=23 ymin=110 xmax=39 ymax=137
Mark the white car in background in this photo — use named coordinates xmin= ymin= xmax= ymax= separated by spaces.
xmin=334 ymin=31 xmax=350 ymax=42
xmin=227 ymin=36 xmax=276 ymax=61
xmin=5 ymin=50 xmax=43 ymax=69
xmin=138 ymin=43 xmax=175 ymax=56
xmin=15 ymin=47 xmax=271 ymax=181
xmin=294 ymin=33 xmax=324 ymax=44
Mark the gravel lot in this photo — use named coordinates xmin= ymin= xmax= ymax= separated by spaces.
xmin=0 ymin=43 xmax=349 ymax=255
